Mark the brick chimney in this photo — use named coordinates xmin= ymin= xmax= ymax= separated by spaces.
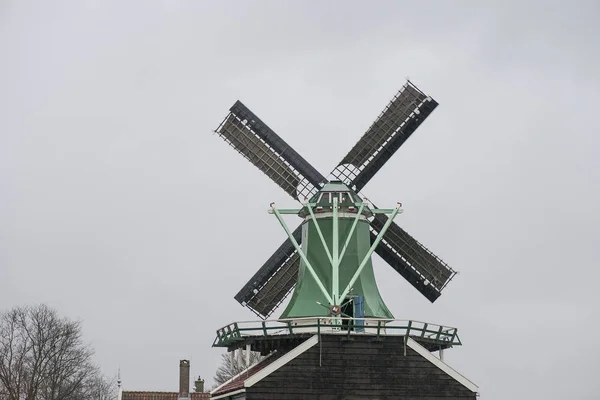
xmin=194 ymin=376 xmax=205 ymax=393
xmin=179 ymin=360 xmax=190 ymax=399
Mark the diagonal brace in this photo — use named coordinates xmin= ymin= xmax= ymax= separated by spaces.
xmin=306 ymin=203 xmax=333 ymax=265
xmin=337 ymin=201 xmax=366 ymax=266
xmin=270 ymin=203 xmax=334 ymax=305
xmin=339 ymin=202 xmax=403 ymax=301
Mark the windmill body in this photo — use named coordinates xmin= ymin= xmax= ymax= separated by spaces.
xmin=209 ymin=81 xmax=478 ymax=399
xmin=279 ymin=181 xmax=393 ymax=320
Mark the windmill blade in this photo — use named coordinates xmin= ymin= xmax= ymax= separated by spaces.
xmin=370 ymin=214 xmax=456 ymax=302
xmin=243 ymin=253 xmax=300 ymax=319
xmin=215 ymin=101 xmax=326 ymax=201
xmin=234 ymin=225 xmax=302 ymax=319
xmin=331 ymin=81 xmax=438 ymax=192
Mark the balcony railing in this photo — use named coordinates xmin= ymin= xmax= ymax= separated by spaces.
xmin=213 ymin=317 xmax=461 ymax=349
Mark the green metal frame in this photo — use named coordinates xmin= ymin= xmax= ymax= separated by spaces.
xmin=332 ymin=197 xmax=339 ymax=305
xmin=269 ymin=201 xmax=402 ymax=313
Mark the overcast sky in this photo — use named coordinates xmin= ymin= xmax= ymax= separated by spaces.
xmin=1 ymin=1 xmax=599 ymax=399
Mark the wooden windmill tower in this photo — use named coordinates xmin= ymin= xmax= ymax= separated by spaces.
xmin=209 ymin=81 xmax=478 ymax=399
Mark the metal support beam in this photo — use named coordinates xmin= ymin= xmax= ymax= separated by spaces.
xmin=339 ymin=203 xmax=402 ymax=301
xmin=332 ymin=197 xmax=339 ymax=305
xmin=270 ymin=203 xmax=334 ymax=305
xmin=371 ymin=209 xmax=400 ymax=214
xmin=267 ymin=208 xmax=302 ymax=214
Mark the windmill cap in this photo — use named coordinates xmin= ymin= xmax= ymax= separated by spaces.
xmin=299 ymin=181 xmax=372 ymax=219
xmin=320 ymin=180 xmax=352 ymax=192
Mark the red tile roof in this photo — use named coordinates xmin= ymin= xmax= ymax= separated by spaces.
xmin=212 ymin=350 xmax=287 ymax=397
xmin=122 ymin=392 xmax=209 ymax=400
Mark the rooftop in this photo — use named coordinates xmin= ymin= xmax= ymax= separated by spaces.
xmin=211 ymin=350 xmax=287 ymax=397
xmin=121 ymin=392 xmax=209 ymax=400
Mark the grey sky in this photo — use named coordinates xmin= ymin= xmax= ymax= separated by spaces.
xmin=1 ymin=1 xmax=599 ymax=398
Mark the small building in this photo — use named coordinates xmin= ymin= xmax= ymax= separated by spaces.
xmin=120 ymin=360 xmax=210 ymax=400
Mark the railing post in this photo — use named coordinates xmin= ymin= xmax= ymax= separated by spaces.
xmin=436 ymin=325 xmax=443 ymax=342
xmin=450 ymin=328 xmax=457 ymax=343
xmin=346 ymin=318 xmax=352 ymax=338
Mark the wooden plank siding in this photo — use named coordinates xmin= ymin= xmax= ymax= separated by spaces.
xmin=246 ymin=335 xmax=476 ymax=399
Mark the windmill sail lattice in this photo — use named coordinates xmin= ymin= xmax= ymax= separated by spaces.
xmin=235 ymin=227 xmax=302 ymax=316
xmin=214 ymin=81 xmax=456 ymax=319
xmin=216 ymin=100 xmax=324 ymax=201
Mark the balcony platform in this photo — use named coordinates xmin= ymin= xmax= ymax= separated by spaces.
xmin=213 ymin=317 xmax=461 ymax=354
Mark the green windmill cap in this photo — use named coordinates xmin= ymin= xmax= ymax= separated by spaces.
xmin=300 ymin=180 xmax=372 ymax=219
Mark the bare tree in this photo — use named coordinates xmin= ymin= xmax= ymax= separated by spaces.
xmin=80 ymin=373 xmax=117 ymax=400
xmin=0 ymin=305 xmax=116 ymax=400
xmin=213 ymin=349 xmax=264 ymax=386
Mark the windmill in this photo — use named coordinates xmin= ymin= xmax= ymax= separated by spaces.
xmin=213 ymin=80 xmax=456 ymax=320
xmin=209 ymin=81 xmax=478 ymax=399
